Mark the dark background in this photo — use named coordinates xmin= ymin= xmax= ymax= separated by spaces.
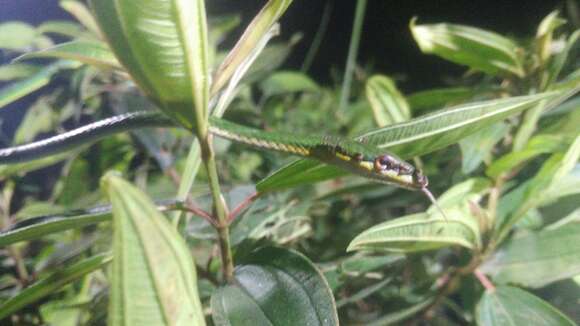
xmin=0 ymin=0 xmax=568 ymax=138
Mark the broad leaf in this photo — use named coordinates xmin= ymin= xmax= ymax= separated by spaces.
xmin=477 ymin=286 xmax=575 ymax=325
xmin=102 ymin=173 xmax=205 ymax=326
xmin=15 ymin=41 xmax=121 ymax=69
xmin=258 ymin=93 xmax=557 ymax=192
xmin=348 ymin=210 xmax=481 ymax=253
xmin=0 ymin=254 xmax=111 ymax=320
xmin=211 ymin=246 xmax=338 ymax=326
xmin=90 ymin=0 xmax=210 ymax=131
xmin=410 ymin=19 xmax=524 ymax=77
xmin=366 ymin=75 xmax=411 ymax=126
xmin=482 ymin=222 xmax=580 ymax=288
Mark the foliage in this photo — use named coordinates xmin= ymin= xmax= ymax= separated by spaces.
xmin=0 ymin=0 xmax=579 ymax=325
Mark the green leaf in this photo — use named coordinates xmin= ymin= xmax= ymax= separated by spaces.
xmin=0 ymin=61 xmax=78 ymax=109
xmin=410 ymin=18 xmax=524 ymax=77
xmin=486 ymin=134 xmax=569 ymax=178
xmin=496 ymin=135 xmax=580 ymax=243
xmin=347 ymin=210 xmax=481 ymax=253
xmin=0 ymin=151 xmax=78 ymax=179
xmin=260 ymin=71 xmax=319 ymax=97
xmin=60 ymin=0 xmax=102 ymax=37
xmin=102 ymin=173 xmax=205 ymax=326
xmin=15 ymin=41 xmax=121 ymax=69
xmin=459 ymin=122 xmax=509 ymax=174
xmin=37 ymin=20 xmax=85 ymax=38
xmin=536 ymin=11 xmax=566 ymax=64
xmin=90 ymin=0 xmax=210 ymax=131
xmin=482 ymin=223 xmax=580 ymax=288
xmin=0 ymin=208 xmax=109 ymax=247
xmin=0 ymin=22 xmax=37 ymax=50
xmin=407 ymin=86 xmax=477 ymax=113
xmin=0 ymin=254 xmax=112 ymax=320
xmin=211 ymin=246 xmax=338 ymax=326
xmin=258 ymin=93 xmax=557 ymax=192
xmin=366 ymin=75 xmax=411 ymax=126
xmin=476 ymin=286 xmax=575 ymax=325
xmin=0 ymin=63 xmax=39 ymax=81
xmin=211 ymin=0 xmax=294 ymax=95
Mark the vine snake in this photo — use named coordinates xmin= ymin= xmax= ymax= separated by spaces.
xmin=0 ymin=111 xmax=446 ymax=216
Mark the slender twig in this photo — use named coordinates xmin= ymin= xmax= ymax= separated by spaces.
xmin=228 ymin=192 xmax=260 ymax=223
xmin=338 ymin=0 xmax=367 ymax=112
xmin=181 ymin=201 xmax=216 ymax=227
xmin=301 ymin=0 xmax=333 ymax=72
xmin=474 ymin=269 xmax=495 ymax=291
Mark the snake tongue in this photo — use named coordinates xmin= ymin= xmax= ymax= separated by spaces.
xmin=421 ymin=187 xmax=448 ymax=221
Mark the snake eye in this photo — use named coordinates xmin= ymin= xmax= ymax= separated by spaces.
xmin=374 ymin=154 xmax=399 ymax=173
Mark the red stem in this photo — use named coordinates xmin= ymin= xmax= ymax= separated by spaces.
xmin=474 ymin=269 xmax=495 ymax=291
xmin=228 ymin=192 xmax=260 ymax=223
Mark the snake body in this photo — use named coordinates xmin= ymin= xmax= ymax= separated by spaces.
xmin=0 ymin=111 xmax=428 ymax=191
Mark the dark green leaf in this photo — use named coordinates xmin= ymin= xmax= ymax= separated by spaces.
xmin=0 ymin=254 xmax=112 ymax=320
xmin=211 ymin=246 xmax=338 ymax=326
xmin=408 ymin=87 xmax=477 ymax=113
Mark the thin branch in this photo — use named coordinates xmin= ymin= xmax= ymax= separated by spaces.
xmin=474 ymin=269 xmax=496 ymax=291
xmin=228 ymin=192 xmax=260 ymax=223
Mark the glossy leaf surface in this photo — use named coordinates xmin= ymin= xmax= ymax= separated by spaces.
xmin=211 ymin=246 xmax=338 ymax=326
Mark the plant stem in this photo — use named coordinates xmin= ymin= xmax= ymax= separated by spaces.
xmin=199 ymin=136 xmax=234 ymax=282
xmin=338 ymin=0 xmax=367 ymax=112
xmin=301 ymin=0 xmax=333 ymax=73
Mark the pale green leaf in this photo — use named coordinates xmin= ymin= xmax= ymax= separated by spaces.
xmin=102 ymin=173 xmax=205 ymax=326
xmin=0 ymin=22 xmax=37 ymax=50
xmin=260 ymin=71 xmax=319 ymax=97
xmin=0 ymin=61 xmax=79 ymax=109
xmin=477 ymin=286 xmax=575 ymax=326
xmin=410 ymin=19 xmax=524 ymax=77
xmin=0 ymin=63 xmax=39 ymax=81
xmin=459 ymin=122 xmax=509 ymax=174
xmin=347 ymin=210 xmax=481 ymax=253
xmin=212 ymin=0 xmax=293 ymax=95
xmin=366 ymin=75 xmax=411 ymax=126
xmin=482 ymin=223 xmax=580 ymax=288
xmin=15 ymin=41 xmax=121 ymax=69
